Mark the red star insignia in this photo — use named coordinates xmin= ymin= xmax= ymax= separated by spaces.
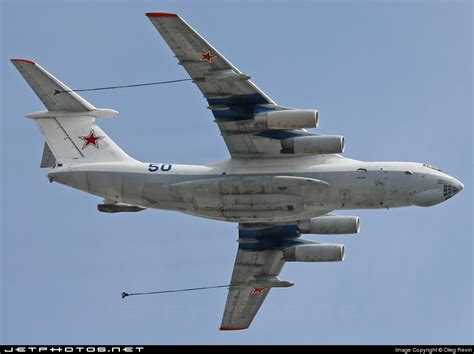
xmin=251 ymin=287 xmax=265 ymax=296
xmin=200 ymin=51 xmax=214 ymax=63
xmin=79 ymin=129 xmax=104 ymax=149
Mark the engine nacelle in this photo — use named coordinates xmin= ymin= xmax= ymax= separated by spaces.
xmin=284 ymin=244 xmax=344 ymax=262
xmin=281 ymin=135 xmax=345 ymax=154
xmin=255 ymin=109 xmax=319 ymax=129
xmin=298 ymin=216 xmax=360 ymax=234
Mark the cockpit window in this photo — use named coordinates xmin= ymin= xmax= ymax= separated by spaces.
xmin=423 ymin=163 xmax=442 ymax=172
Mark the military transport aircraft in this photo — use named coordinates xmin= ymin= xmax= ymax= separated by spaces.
xmin=11 ymin=12 xmax=463 ymax=331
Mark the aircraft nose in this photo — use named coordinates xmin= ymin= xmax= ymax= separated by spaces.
xmin=442 ymin=177 xmax=464 ymax=200
xmin=410 ymin=176 xmax=463 ymax=207
xmin=452 ymin=178 xmax=464 ymax=195
xmin=410 ymin=189 xmax=444 ymax=207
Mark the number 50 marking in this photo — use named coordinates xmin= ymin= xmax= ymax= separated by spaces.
xmin=148 ymin=163 xmax=172 ymax=172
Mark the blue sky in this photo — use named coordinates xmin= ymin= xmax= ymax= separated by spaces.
xmin=1 ymin=0 xmax=472 ymax=344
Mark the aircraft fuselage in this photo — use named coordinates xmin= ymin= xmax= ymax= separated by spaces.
xmin=48 ymin=155 xmax=463 ymax=223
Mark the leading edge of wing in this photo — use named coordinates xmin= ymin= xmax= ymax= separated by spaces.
xmin=144 ymin=11 xmax=276 ymax=105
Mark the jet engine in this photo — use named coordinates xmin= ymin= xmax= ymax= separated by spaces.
xmin=298 ymin=215 xmax=360 ymax=234
xmin=281 ymin=135 xmax=345 ymax=154
xmin=254 ymin=109 xmax=319 ymax=129
xmin=284 ymin=244 xmax=344 ymax=262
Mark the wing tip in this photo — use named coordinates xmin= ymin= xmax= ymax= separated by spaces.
xmin=145 ymin=12 xmax=178 ymax=18
xmin=220 ymin=326 xmax=247 ymax=331
xmin=11 ymin=59 xmax=36 ymax=65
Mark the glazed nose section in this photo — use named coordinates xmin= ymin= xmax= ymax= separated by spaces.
xmin=445 ymin=178 xmax=464 ymax=199
xmin=453 ymin=179 xmax=464 ymax=193
xmin=440 ymin=177 xmax=463 ymax=203
xmin=410 ymin=174 xmax=463 ymax=207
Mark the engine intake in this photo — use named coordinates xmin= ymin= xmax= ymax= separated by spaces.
xmin=284 ymin=244 xmax=344 ymax=262
xmin=298 ymin=216 xmax=360 ymax=234
xmin=281 ymin=135 xmax=345 ymax=155
xmin=255 ymin=109 xmax=319 ymax=129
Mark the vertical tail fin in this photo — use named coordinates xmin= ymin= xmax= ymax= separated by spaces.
xmin=11 ymin=59 xmax=136 ymax=165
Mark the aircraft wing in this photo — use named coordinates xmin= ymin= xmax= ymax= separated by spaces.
xmin=146 ymin=13 xmax=309 ymax=158
xmin=220 ymin=225 xmax=299 ymax=330
xmin=221 ymin=249 xmax=283 ymax=330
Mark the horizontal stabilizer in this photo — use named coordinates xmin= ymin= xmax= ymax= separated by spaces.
xmin=11 ymin=59 xmax=94 ymax=112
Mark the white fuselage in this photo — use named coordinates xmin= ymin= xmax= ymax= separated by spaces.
xmin=48 ymin=154 xmax=463 ymax=224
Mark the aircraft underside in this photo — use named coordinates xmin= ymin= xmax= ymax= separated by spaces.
xmin=12 ymin=10 xmax=463 ymax=331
